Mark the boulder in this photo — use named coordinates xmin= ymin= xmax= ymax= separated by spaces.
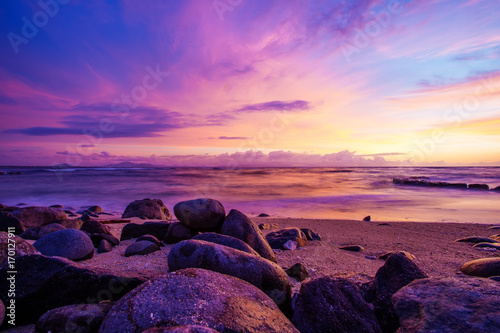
xmin=142 ymin=326 xmax=220 ymax=333
xmin=393 ymin=277 xmax=500 ymax=333
xmin=192 ymin=232 xmax=259 ymax=256
xmin=34 ymin=229 xmax=94 ymax=261
xmin=363 ymin=215 xmax=371 ymax=221
xmin=364 ymin=252 xmax=428 ymax=333
xmin=265 ymin=228 xmax=308 ymax=249
xmin=300 ymin=228 xmax=322 ymax=241
xmin=58 ymin=218 xmax=84 ymax=229
xmin=137 ymin=234 xmax=163 ymax=246
xmin=20 ymin=223 xmax=66 ymax=240
xmin=378 ymin=251 xmax=416 ymax=261
xmin=473 ymin=242 xmax=500 ymax=249
xmin=258 ymin=213 xmax=270 ymax=217
xmin=80 ymin=220 xmax=113 ymax=236
xmin=167 ymin=240 xmax=291 ymax=312
xmin=12 ymin=206 xmax=67 ymax=228
xmin=35 ymin=303 xmax=112 ymax=333
xmin=89 ymin=233 xmax=120 ymax=248
xmin=120 ymin=222 xmax=171 ymax=241
xmin=285 ymin=263 xmax=309 ymax=282
xmin=98 ymin=268 xmax=299 ymax=333
xmin=0 ymin=231 xmax=39 ymax=265
xmin=283 ymin=240 xmax=297 ymax=250
xmin=87 ymin=205 xmax=104 ymax=214
xmin=220 ymin=209 xmax=277 ymax=263
xmin=0 ymin=254 xmax=145 ymax=326
xmin=49 ymin=204 xmax=64 ymax=209
xmin=0 ymin=211 xmax=25 ymax=235
xmin=468 ymin=183 xmax=489 ymax=190
xmin=124 ymin=241 xmax=160 ymax=257
xmin=455 ymin=236 xmax=498 ymax=244
xmin=490 ymin=233 xmax=500 ymax=241
xmin=122 ymin=199 xmax=172 ymax=220
xmin=174 ymin=199 xmax=225 ymax=230
xmin=491 ymin=186 xmax=500 ymax=192
xmin=339 ymin=245 xmax=364 ymax=252
xmin=460 ymin=257 xmax=500 ymax=277
xmin=164 ymin=222 xmax=198 ymax=244
xmin=292 ymin=276 xmax=382 ymax=333
xmin=98 ymin=239 xmax=114 ymax=254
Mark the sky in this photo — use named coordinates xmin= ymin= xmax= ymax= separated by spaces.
xmin=0 ymin=0 xmax=499 ymax=167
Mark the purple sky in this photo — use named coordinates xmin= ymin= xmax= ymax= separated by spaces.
xmin=1 ymin=0 xmax=499 ymax=166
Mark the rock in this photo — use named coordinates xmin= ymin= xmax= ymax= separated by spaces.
xmin=363 ymin=215 xmax=371 ymax=221
xmin=137 ymin=234 xmax=163 ymax=246
xmin=124 ymin=241 xmax=160 ymax=257
xmin=220 ymin=209 xmax=277 ymax=263
xmin=366 ymin=255 xmax=377 ymax=260
xmin=491 ymin=185 xmax=500 ymax=192
xmin=98 ymin=268 xmax=299 ymax=333
xmin=164 ymin=222 xmax=198 ymax=244
xmin=473 ymin=242 xmax=500 ymax=249
xmin=393 ymin=277 xmax=500 ymax=333
xmin=87 ymin=205 xmax=104 ymax=213
xmin=0 ymin=231 xmax=39 ymax=265
xmin=122 ymin=198 xmax=172 ymax=220
xmin=285 ymin=263 xmax=309 ymax=281
xmin=378 ymin=251 xmax=416 ymax=261
xmin=378 ymin=223 xmax=391 ymax=226
xmin=58 ymin=218 xmax=84 ymax=229
xmin=455 ymin=236 xmax=498 ymax=243
xmin=460 ymin=257 xmax=500 ymax=277
xmin=490 ymin=276 xmax=500 ymax=281
xmin=364 ymin=252 xmax=428 ymax=333
xmin=488 ymin=225 xmax=500 ymax=230
xmin=0 ymin=211 xmax=25 ymax=235
xmin=80 ymin=220 xmax=113 ymax=236
xmin=490 ymin=233 xmax=500 ymax=241
xmin=49 ymin=204 xmax=64 ymax=209
xmin=468 ymin=183 xmax=489 ymax=190
xmin=98 ymin=239 xmax=114 ymax=253
xmin=339 ymin=245 xmax=364 ymax=252
xmin=258 ymin=213 xmax=270 ymax=217
xmin=34 ymin=229 xmax=94 ymax=261
xmin=0 ymin=255 xmax=145 ymax=326
xmin=300 ymin=228 xmax=322 ymax=241
xmin=292 ymin=276 xmax=382 ymax=333
xmin=120 ymin=222 xmax=171 ymax=241
xmin=35 ymin=303 xmax=112 ymax=333
xmin=259 ymin=223 xmax=271 ymax=230
xmin=174 ymin=198 xmax=225 ymax=231
xmin=89 ymin=233 xmax=120 ymax=248
xmin=20 ymin=223 xmax=65 ymax=240
xmin=265 ymin=228 xmax=308 ymax=249
xmin=0 ymin=206 xmax=20 ymax=212
xmin=283 ymin=240 xmax=297 ymax=250
xmin=192 ymin=232 xmax=259 ymax=256
xmin=142 ymin=326 xmax=220 ymax=333
xmin=167 ymin=240 xmax=292 ymax=312
xmin=12 ymin=206 xmax=67 ymax=228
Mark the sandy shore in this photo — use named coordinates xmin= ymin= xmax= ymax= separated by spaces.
xmin=75 ymin=215 xmax=500 ymax=288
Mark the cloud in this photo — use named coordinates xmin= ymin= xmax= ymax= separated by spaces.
xmin=208 ymin=136 xmax=249 ymax=140
xmin=236 ymin=100 xmax=311 ymax=113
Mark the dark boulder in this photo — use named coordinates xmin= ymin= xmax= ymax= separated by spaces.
xmin=220 ymin=209 xmax=277 ymax=263
xmin=120 ymin=222 xmax=171 ymax=241
xmin=393 ymin=277 xmax=500 ymax=333
xmin=58 ymin=218 xmax=84 ymax=229
xmin=137 ymin=234 xmax=163 ymax=246
xmin=378 ymin=251 xmax=416 ymax=261
xmin=124 ymin=241 xmax=160 ymax=257
xmin=34 ymin=229 xmax=94 ymax=261
xmin=339 ymin=245 xmax=364 ymax=252
xmin=258 ymin=213 xmax=270 ymax=217
xmin=363 ymin=215 xmax=371 ymax=221
xmin=142 ymin=326 xmax=220 ymax=333
xmin=35 ymin=302 xmax=112 ymax=333
xmin=192 ymin=232 xmax=259 ymax=256
xmin=266 ymin=228 xmax=308 ymax=250
xmin=460 ymin=257 xmax=500 ymax=277
xmin=300 ymin=228 xmax=322 ymax=241
xmin=87 ymin=205 xmax=104 ymax=214
xmin=89 ymin=233 xmax=120 ymax=248
xmin=80 ymin=220 xmax=113 ymax=236
xmin=292 ymin=276 xmax=382 ymax=333
xmin=285 ymin=263 xmax=309 ymax=282
xmin=468 ymin=183 xmax=489 ymax=190
xmin=455 ymin=236 xmax=498 ymax=244
xmin=0 ymin=211 xmax=25 ymax=235
xmin=164 ymin=222 xmax=198 ymax=244
xmin=20 ymin=223 xmax=65 ymax=240
xmin=0 ymin=231 xmax=39 ymax=265
xmin=122 ymin=199 xmax=172 ymax=220
xmin=167 ymin=240 xmax=291 ymax=312
xmin=98 ymin=268 xmax=299 ymax=333
xmin=174 ymin=198 xmax=225 ymax=231
xmin=98 ymin=239 xmax=114 ymax=254
xmin=0 ymin=254 xmax=145 ymax=326
xmin=13 ymin=206 xmax=67 ymax=228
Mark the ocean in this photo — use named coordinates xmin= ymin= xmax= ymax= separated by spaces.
xmin=0 ymin=166 xmax=499 ymax=224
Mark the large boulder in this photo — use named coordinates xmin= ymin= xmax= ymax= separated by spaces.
xmin=122 ymin=199 xmax=172 ymax=220
xmin=192 ymin=232 xmax=260 ymax=256
xmin=35 ymin=303 xmax=113 ymax=333
xmin=80 ymin=219 xmax=113 ymax=235
xmin=12 ymin=206 xmax=67 ymax=228
xmin=0 ymin=211 xmax=25 ymax=235
xmin=220 ymin=209 xmax=277 ymax=263
xmin=393 ymin=277 xmax=500 ymax=332
xmin=364 ymin=252 xmax=428 ymax=333
xmin=142 ymin=326 xmax=220 ymax=333
xmin=460 ymin=257 xmax=500 ymax=277
xmin=174 ymin=198 xmax=225 ymax=231
xmin=124 ymin=241 xmax=160 ymax=257
xmin=34 ymin=229 xmax=94 ymax=261
xmin=0 ymin=255 xmax=145 ymax=326
xmin=265 ymin=228 xmax=308 ymax=249
xmin=98 ymin=268 xmax=299 ymax=333
xmin=164 ymin=222 xmax=198 ymax=244
xmin=168 ymin=240 xmax=291 ymax=312
xmin=20 ymin=223 xmax=65 ymax=240
xmin=0 ymin=231 xmax=39 ymax=265
xmin=121 ymin=222 xmax=171 ymax=241
xmin=292 ymin=276 xmax=382 ymax=333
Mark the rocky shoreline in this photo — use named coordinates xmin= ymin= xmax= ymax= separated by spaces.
xmin=1 ymin=198 xmax=499 ymax=332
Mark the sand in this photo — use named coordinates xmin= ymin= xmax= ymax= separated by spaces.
xmin=76 ymin=215 xmax=500 ymax=288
